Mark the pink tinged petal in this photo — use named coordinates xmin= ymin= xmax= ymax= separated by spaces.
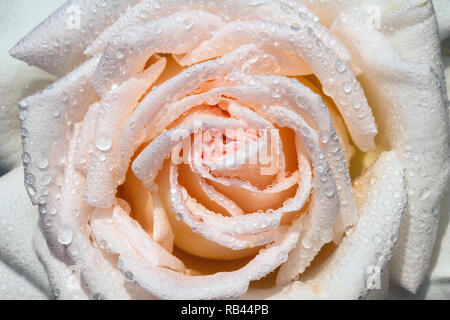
xmin=332 ymin=13 xmax=450 ymax=293
xmin=9 ymin=0 xmax=140 ymax=76
xmin=196 ymin=153 xmax=312 ymax=236
xmin=132 ymin=117 xmax=247 ymax=190
xmin=20 ymin=56 xmax=100 ymax=207
xmin=197 ymin=178 xmax=245 ymax=217
xmin=152 ymin=192 xmax=175 ymax=252
xmin=119 ymin=49 xmax=356 ymax=210
xmin=180 ymin=73 xmax=358 ymax=236
xmin=271 ymin=152 xmax=407 ymax=299
xmin=122 ymin=55 xmax=357 ymax=235
xmin=93 ymin=10 xmax=224 ymax=97
xmin=85 ymin=57 xmax=166 ymax=208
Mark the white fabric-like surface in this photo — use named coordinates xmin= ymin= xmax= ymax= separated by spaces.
xmin=0 ymin=259 xmax=47 ymax=300
xmin=0 ymin=166 xmax=51 ymax=299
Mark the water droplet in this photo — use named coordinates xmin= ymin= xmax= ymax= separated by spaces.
xmin=419 ymin=188 xmax=430 ymax=201
xmin=19 ymin=110 xmax=28 ymax=121
xmin=248 ymin=0 xmax=267 ymax=6
xmin=324 ymin=186 xmax=335 ymax=197
xmin=22 ymin=152 xmax=31 ymax=164
xmin=58 ymin=228 xmax=74 ymax=245
xmin=335 ymin=60 xmax=346 ymax=73
xmin=115 ymin=51 xmax=125 ymax=60
xmin=37 ymin=158 xmax=49 ymax=170
xmin=183 ymin=18 xmax=194 ymax=30
xmin=342 ymin=81 xmax=352 ymax=94
xmin=247 ymin=50 xmax=259 ymax=64
xmin=96 ymin=135 xmax=112 ymax=151
xmin=277 ymin=251 xmax=288 ymax=262
xmin=301 ymin=237 xmax=313 ymax=249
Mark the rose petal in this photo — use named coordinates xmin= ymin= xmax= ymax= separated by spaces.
xmin=0 ymin=0 xmax=62 ymax=174
xmin=89 ymin=212 xmax=304 ymax=299
xmin=85 ymin=0 xmax=352 ymax=72
xmin=133 ymin=117 xmax=247 ymax=189
xmin=167 ymin=20 xmax=378 ymax=151
xmin=9 ymin=0 xmax=140 ymax=76
xmin=20 ymin=56 xmax=100 ymax=207
xmin=85 ymin=57 xmax=166 ymax=208
xmin=54 ymin=125 xmax=154 ymax=299
xmin=152 ymin=192 xmax=175 ymax=252
xmin=93 ymin=10 xmax=224 ymax=97
xmin=380 ymin=0 xmax=446 ymax=86
xmin=263 ymin=106 xmax=340 ymax=284
xmin=269 ymin=151 xmax=406 ymax=299
xmin=74 ymin=102 xmax=100 ymax=174
xmin=122 ymin=51 xmax=357 ymax=239
xmin=332 ymin=12 xmax=450 ymax=293
xmin=90 ymin=205 xmax=185 ymax=272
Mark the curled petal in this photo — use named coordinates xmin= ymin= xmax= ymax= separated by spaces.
xmin=90 ymin=205 xmax=185 ymax=272
xmin=270 ymin=152 xmax=406 ymax=299
xmin=89 ymin=213 xmax=304 ymax=300
xmin=86 ymin=0 xmax=351 ymax=70
xmin=133 ymin=118 xmax=247 ymax=189
xmin=85 ymin=57 xmax=166 ymax=208
xmin=263 ymin=106 xmax=340 ymax=284
xmin=93 ymin=10 xmax=224 ymax=96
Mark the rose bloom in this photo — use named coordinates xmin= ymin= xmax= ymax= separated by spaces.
xmin=0 ymin=0 xmax=449 ymax=300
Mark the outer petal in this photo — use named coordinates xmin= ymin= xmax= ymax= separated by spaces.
xmin=332 ymin=13 xmax=450 ymax=293
xmin=421 ymin=189 xmax=450 ymax=299
xmin=299 ymin=0 xmax=396 ymax=27
xmin=268 ymin=151 xmax=406 ymax=299
xmin=9 ymin=0 xmax=140 ymax=76
xmin=33 ymin=226 xmax=88 ymax=300
xmin=0 ymin=0 xmax=62 ymax=175
xmin=380 ymin=0 xmax=446 ymax=87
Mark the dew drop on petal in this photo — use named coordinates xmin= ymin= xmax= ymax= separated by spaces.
xmin=335 ymin=60 xmax=347 ymax=73
xmin=96 ymin=135 xmax=113 ymax=151
xmin=57 ymin=228 xmax=74 ymax=245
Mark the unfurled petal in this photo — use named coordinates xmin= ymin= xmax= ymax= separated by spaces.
xmin=9 ymin=0 xmax=140 ymax=76
xmin=332 ymin=12 xmax=449 ymax=293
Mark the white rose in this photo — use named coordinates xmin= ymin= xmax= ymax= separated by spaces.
xmin=0 ymin=0 xmax=448 ymax=300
